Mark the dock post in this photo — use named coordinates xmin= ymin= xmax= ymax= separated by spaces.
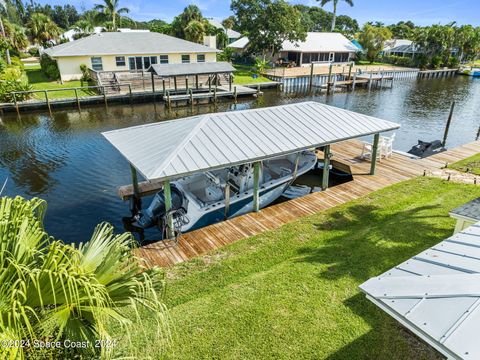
xmin=327 ymin=64 xmax=333 ymax=94
xmin=322 ymin=145 xmax=331 ymax=190
xmin=13 ymin=93 xmax=19 ymax=115
xmin=208 ymin=76 xmax=212 ymax=92
xmin=309 ymin=63 xmax=314 ymax=91
xmin=185 ymin=77 xmax=189 ymax=94
xmin=368 ymin=72 xmax=373 ymax=91
xmin=162 ymin=79 xmax=166 ymax=96
xmin=163 ymin=180 xmax=175 ymax=239
xmin=151 ymin=72 xmax=155 ymax=94
xmin=234 ymin=86 xmax=237 ymax=103
xmin=189 ymin=88 xmax=193 ymax=105
xmin=253 ymin=162 xmax=261 ymax=212
xmin=348 ymin=62 xmax=353 ymax=79
xmin=196 ymin=75 xmax=199 ymax=90
xmin=213 ymin=87 xmax=217 ymax=103
xmin=174 ymin=76 xmax=177 ymax=91
xmin=74 ymin=88 xmax=80 ymax=110
xmin=44 ymin=91 xmax=51 ymax=113
xmin=130 ymin=165 xmax=142 ymax=212
xmin=167 ymin=90 xmax=171 ymax=108
xmin=128 ymin=84 xmax=132 ymax=104
xmin=370 ymin=134 xmax=380 ymax=175
xmin=442 ymin=101 xmax=456 ymax=147
xmin=352 ymin=71 xmax=357 ymax=91
xmin=229 ymin=74 xmax=232 ymax=91
xmin=224 ymin=184 xmax=231 ymax=220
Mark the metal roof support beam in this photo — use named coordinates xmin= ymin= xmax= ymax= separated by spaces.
xmin=322 ymin=145 xmax=330 ymax=190
xmin=253 ymin=162 xmax=261 ymax=212
xmin=164 ymin=180 xmax=175 ymax=239
xmin=370 ymin=133 xmax=380 ymax=175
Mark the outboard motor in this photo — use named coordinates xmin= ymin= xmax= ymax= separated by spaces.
xmin=408 ymin=140 xmax=446 ymax=158
xmin=135 ymin=185 xmax=185 ymax=229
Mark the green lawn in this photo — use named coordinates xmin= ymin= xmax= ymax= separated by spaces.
xmin=450 ymin=153 xmax=480 ymax=175
xmin=112 ymin=177 xmax=480 ymax=359
xmin=233 ymin=64 xmax=272 ymax=85
xmin=24 ymin=65 xmax=96 ymax=99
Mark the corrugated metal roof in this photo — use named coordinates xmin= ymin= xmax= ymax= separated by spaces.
xmin=148 ymin=62 xmax=235 ymax=77
xmin=450 ymin=198 xmax=480 ymax=222
xmin=360 ymin=222 xmax=480 ymax=360
xmin=102 ymin=102 xmax=399 ymax=182
xmin=45 ymin=32 xmax=218 ymax=57
xmin=281 ymin=32 xmax=358 ymax=53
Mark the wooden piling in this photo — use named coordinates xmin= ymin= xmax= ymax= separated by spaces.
xmin=102 ymin=86 xmax=107 ymax=106
xmin=309 ymin=63 xmax=314 ymax=91
xmin=74 ymin=88 xmax=80 ymax=110
xmin=370 ymin=134 xmax=380 ymax=175
xmin=442 ymin=101 xmax=455 ymax=147
xmin=253 ymin=162 xmax=260 ymax=212
xmin=163 ymin=180 xmax=175 ymax=239
xmin=13 ymin=93 xmax=19 ymax=115
xmin=44 ymin=90 xmax=51 ymax=112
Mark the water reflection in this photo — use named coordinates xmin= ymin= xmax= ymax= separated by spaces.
xmin=0 ymin=76 xmax=479 ymax=242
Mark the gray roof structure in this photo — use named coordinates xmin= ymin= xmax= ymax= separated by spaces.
xmin=102 ymin=102 xmax=399 ymax=182
xmin=148 ymin=62 xmax=235 ymax=77
xmin=450 ymin=198 xmax=480 ymax=222
xmin=44 ymin=32 xmax=219 ymax=57
xmin=360 ymin=222 xmax=480 ymax=360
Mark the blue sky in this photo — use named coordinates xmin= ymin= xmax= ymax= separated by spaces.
xmin=39 ymin=0 xmax=480 ymax=26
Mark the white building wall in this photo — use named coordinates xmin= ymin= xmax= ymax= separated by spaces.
xmin=55 ymin=52 xmax=217 ymax=81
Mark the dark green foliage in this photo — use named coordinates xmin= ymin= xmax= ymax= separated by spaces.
xmin=381 ymin=55 xmax=415 ymax=67
xmin=40 ymin=53 xmax=59 ymax=80
xmin=231 ymin=0 xmax=307 ymax=56
xmin=0 ymin=79 xmax=32 ymax=101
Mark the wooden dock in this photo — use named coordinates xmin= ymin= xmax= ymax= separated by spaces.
xmin=418 ymin=68 xmax=458 ymax=79
xmin=136 ymin=139 xmax=480 ymax=268
xmin=163 ymin=85 xmax=259 ymax=106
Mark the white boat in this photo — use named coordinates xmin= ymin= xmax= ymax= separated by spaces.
xmin=133 ymin=149 xmax=318 ymax=236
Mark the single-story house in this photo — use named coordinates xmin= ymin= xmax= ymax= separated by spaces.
xmin=44 ymin=32 xmax=219 ymax=81
xmin=228 ymin=32 xmax=358 ymax=66
xmin=382 ymin=39 xmax=418 ymax=57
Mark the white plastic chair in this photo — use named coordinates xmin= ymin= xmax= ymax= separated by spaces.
xmin=361 ymin=138 xmax=385 ymax=162
xmin=380 ymin=133 xmax=396 ymax=159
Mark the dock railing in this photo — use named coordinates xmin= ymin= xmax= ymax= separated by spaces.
xmin=8 ymin=83 xmax=134 ymax=114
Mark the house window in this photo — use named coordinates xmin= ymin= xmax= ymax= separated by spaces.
xmin=129 ymin=57 xmax=136 ymax=70
xmin=91 ymin=57 xmax=103 ymax=71
xmin=159 ymin=55 xmax=169 ymax=64
xmin=197 ymin=54 xmax=205 ymax=63
xmin=181 ymin=55 xmax=190 ymax=63
xmin=115 ymin=56 xmax=126 ymax=67
xmin=150 ymin=56 xmax=157 ymax=65
xmin=143 ymin=56 xmax=151 ymax=69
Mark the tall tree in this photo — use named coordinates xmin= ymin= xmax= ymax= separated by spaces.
xmin=94 ymin=0 xmax=129 ymax=31
xmin=222 ymin=16 xmax=236 ymax=30
xmin=27 ymin=12 xmax=61 ymax=46
xmin=358 ymin=24 xmax=392 ymax=62
xmin=231 ymin=0 xmax=307 ymax=57
xmin=171 ymin=5 xmax=203 ymax=39
xmin=318 ymin=0 xmax=354 ymax=32
xmin=184 ymin=19 xmax=206 ymax=43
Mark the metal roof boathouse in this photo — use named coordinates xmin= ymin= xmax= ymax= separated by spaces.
xmin=103 ymin=101 xmax=400 ymax=238
xmin=360 ymin=222 xmax=480 ymax=360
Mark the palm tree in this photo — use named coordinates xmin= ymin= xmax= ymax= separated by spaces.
xmin=184 ymin=19 xmax=206 ymax=44
xmin=72 ymin=19 xmax=94 ymax=39
xmin=10 ymin=24 xmax=28 ymax=51
xmin=0 ymin=196 xmax=170 ymax=359
xmin=318 ymin=0 xmax=354 ymax=32
xmin=27 ymin=13 xmax=62 ymax=46
xmin=94 ymin=0 xmax=129 ymax=31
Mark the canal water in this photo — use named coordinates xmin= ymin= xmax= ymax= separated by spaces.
xmin=1 ymin=75 xmax=479 ymax=243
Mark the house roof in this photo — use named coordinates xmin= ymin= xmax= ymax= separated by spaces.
xmin=383 ymin=39 xmax=417 ymax=53
xmin=207 ymin=19 xmax=241 ymax=39
xmin=45 ymin=32 xmax=219 ymax=57
xmin=281 ymin=32 xmax=359 ymax=53
xmin=360 ymin=222 xmax=480 ymax=360
xmin=102 ymin=101 xmax=400 ymax=182
xmin=228 ymin=37 xmax=250 ymax=50
xmin=148 ymin=62 xmax=235 ymax=77
xmin=450 ymin=198 xmax=480 ymax=222
xmin=228 ymin=32 xmax=358 ymax=53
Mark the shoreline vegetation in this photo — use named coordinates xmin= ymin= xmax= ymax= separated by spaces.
xmin=111 ymin=177 xmax=480 ymax=359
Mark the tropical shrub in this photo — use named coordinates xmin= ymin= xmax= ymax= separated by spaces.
xmin=217 ymin=47 xmax=234 ymax=62
xmin=253 ymin=57 xmax=269 ymax=75
xmin=40 ymin=53 xmax=60 ymax=80
xmin=0 ymin=196 xmax=170 ymax=359
xmin=0 ymin=80 xmax=33 ymax=102
xmin=448 ymin=56 xmax=460 ymax=68
xmin=80 ymin=63 xmax=92 ymax=83
xmin=430 ymin=55 xmax=443 ymax=69
xmin=381 ymin=55 xmax=416 ymax=67
xmin=28 ymin=47 xmax=40 ymax=57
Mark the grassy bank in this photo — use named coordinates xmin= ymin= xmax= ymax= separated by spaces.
xmin=113 ymin=177 xmax=480 ymax=359
xmin=24 ymin=65 xmax=96 ymax=99
xmin=233 ymin=64 xmax=272 ymax=84
xmin=450 ymin=153 xmax=480 ymax=174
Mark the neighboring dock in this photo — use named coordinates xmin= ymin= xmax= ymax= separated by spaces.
xmin=136 ymin=139 xmax=480 ymax=268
